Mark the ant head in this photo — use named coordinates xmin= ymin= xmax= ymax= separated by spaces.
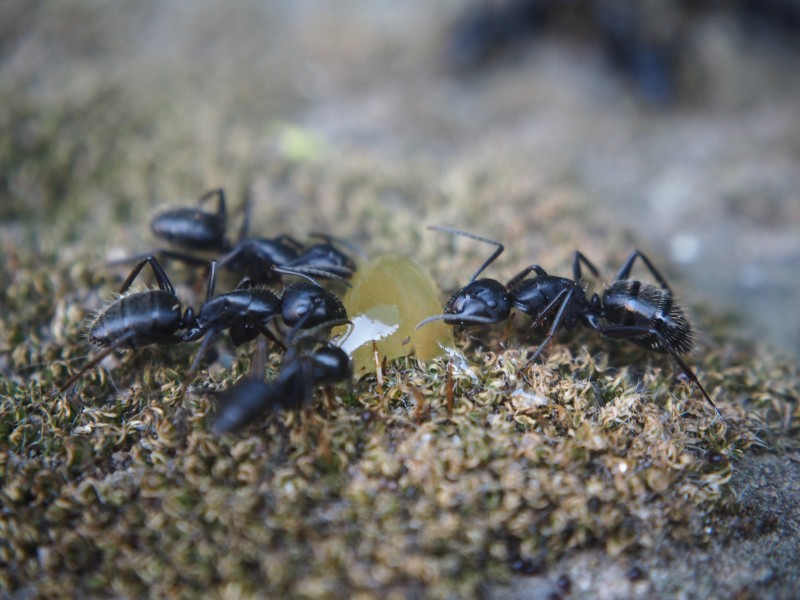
xmin=444 ymin=279 xmax=511 ymax=324
xmin=417 ymin=279 xmax=511 ymax=329
xmin=281 ymin=283 xmax=347 ymax=328
xmin=309 ymin=345 xmax=352 ymax=382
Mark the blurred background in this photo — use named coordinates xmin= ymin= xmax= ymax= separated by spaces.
xmin=2 ymin=0 xmax=799 ymax=357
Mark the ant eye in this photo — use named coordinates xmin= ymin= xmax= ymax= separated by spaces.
xmin=487 ymin=299 xmax=496 ymax=308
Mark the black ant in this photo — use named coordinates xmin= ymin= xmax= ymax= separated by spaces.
xmin=149 ymin=187 xmax=231 ymax=253
xmin=60 ymin=257 xmax=347 ymax=394
xmin=181 ymin=261 xmax=348 ymax=388
xmin=211 ymin=322 xmax=352 ymax=435
xmin=59 ymin=256 xmax=195 ymax=393
xmin=215 ymin=232 xmax=358 ymax=285
xmin=117 ymin=188 xmax=357 ymax=284
xmin=417 ymin=226 xmax=716 ymax=409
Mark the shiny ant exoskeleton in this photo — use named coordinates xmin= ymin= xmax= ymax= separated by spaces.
xmin=150 ymin=187 xmax=231 ymax=253
xmin=215 ymin=232 xmax=358 ymax=285
xmin=181 ymin=261 xmax=347 ymax=388
xmin=212 ymin=324 xmax=352 ymax=435
xmin=60 ymin=256 xmax=347 ymax=394
xmin=417 ymin=226 xmax=716 ymax=409
xmin=118 ymin=188 xmax=357 ymax=284
xmin=59 ymin=256 xmax=196 ymax=392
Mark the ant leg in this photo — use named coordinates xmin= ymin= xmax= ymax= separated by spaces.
xmin=427 ymin=225 xmax=505 ymax=283
xmin=249 ymin=338 xmax=269 ymax=379
xmin=237 ymin=189 xmax=252 ymax=242
xmin=183 ymin=330 xmax=220 ymax=394
xmin=254 ymin=320 xmax=287 ymax=351
xmin=119 ymin=256 xmax=175 ymax=295
xmin=217 ymin=244 xmax=248 ymax=271
xmin=506 ymin=265 xmax=548 ymax=289
xmin=573 ymin=251 xmax=601 ymax=283
xmin=615 ymin=250 xmax=672 ymax=292
xmin=196 ymin=188 xmax=226 ymax=223
xmin=520 ymin=287 xmax=575 ymax=370
xmin=204 ymin=261 xmax=218 ymax=301
xmin=275 ymin=235 xmax=306 ymax=252
xmin=586 ymin=322 xmax=716 ymax=410
xmin=234 ymin=276 xmax=258 ymax=290
xmin=526 ymin=287 xmax=571 ymax=331
xmin=58 ymin=331 xmax=138 ymax=393
xmin=109 ymin=249 xmax=212 ymax=271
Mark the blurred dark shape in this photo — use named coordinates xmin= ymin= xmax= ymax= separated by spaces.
xmin=446 ymin=0 xmax=800 ymax=106
xmin=593 ymin=2 xmax=676 ymax=105
xmin=447 ymin=0 xmax=551 ymax=70
xmin=740 ymin=0 xmax=800 ymax=34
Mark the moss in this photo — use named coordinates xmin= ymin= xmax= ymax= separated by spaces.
xmin=2 ymin=207 xmax=797 ymax=598
xmin=1 ymin=35 xmax=797 ymax=594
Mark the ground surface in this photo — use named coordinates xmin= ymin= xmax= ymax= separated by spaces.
xmin=1 ymin=1 xmax=799 ymax=598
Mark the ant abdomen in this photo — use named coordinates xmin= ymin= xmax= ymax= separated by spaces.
xmin=601 ymin=281 xmax=693 ymax=355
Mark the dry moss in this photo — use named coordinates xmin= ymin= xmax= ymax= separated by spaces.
xmin=0 ymin=66 xmax=797 ymax=598
xmin=1 ymin=223 xmax=797 ymax=598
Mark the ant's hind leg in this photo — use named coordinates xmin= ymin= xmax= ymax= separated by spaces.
xmin=58 ymin=332 xmax=137 ymax=393
xmin=119 ymin=256 xmax=176 ymax=295
xmin=196 ymin=188 xmax=226 ymax=222
xmin=588 ymin=323 xmax=717 ymax=412
xmin=108 ymin=249 xmax=212 ymax=272
xmin=182 ymin=331 xmax=220 ymax=396
xmin=615 ymin=250 xmax=672 ymax=292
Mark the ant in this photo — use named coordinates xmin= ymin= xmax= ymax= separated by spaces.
xmin=417 ymin=226 xmax=716 ymax=409
xmin=215 ymin=232 xmax=358 ymax=285
xmin=60 ymin=257 xmax=347 ymax=394
xmin=150 ymin=187 xmax=231 ymax=253
xmin=58 ymin=256 xmax=195 ymax=393
xmin=181 ymin=261 xmax=347 ymax=389
xmin=116 ymin=188 xmax=357 ymax=284
xmin=211 ymin=322 xmax=352 ymax=435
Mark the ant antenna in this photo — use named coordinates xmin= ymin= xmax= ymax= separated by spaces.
xmin=273 ymin=266 xmax=352 ymax=288
xmin=427 ymin=225 xmax=504 ymax=283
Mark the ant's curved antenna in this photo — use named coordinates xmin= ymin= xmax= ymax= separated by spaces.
xmin=427 ymin=225 xmax=504 ymax=283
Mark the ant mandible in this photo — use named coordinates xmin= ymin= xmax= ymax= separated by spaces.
xmin=417 ymin=226 xmax=716 ymax=409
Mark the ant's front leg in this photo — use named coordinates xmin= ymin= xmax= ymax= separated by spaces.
xmin=520 ymin=287 xmax=576 ymax=371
